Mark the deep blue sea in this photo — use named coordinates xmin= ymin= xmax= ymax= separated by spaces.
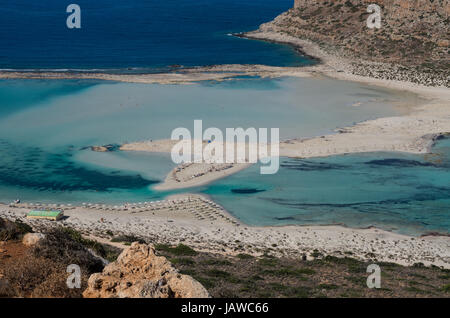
xmin=0 ymin=0 xmax=307 ymax=70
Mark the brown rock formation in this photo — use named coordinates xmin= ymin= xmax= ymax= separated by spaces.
xmin=83 ymin=243 xmax=210 ymax=298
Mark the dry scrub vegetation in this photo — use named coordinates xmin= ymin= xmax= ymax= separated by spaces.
xmin=1 ymin=218 xmax=449 ymax=298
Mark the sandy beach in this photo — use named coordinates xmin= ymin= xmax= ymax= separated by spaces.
xmin=1 ymin=195 xmax=449 ymax=269
xmin=153 ymin=162 xmax=251 ymax=191
xmin=120 ymin=140 xmax=259 ymax=190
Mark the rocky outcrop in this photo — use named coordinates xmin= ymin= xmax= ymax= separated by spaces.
xmin=89 ymin=144 xmax=120 ymax=152
xmin=22 ymin=233 xmax=45 ymax=247
xmin=83 ymin=243 xmax=210 ymax=298
xmin=260 ymin=0 xmax=449 ymax=86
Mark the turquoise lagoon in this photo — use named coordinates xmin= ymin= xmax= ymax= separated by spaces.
xmin=203 ymin=141 xmax=450 ymax=236
xmin=0 ymin=77 xmax=448 ymax=235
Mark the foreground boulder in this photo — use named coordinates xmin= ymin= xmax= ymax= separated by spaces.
xmin=22 ymin=233 xmax=45 ymax=247
xmin=83 ymin=242 xmax=210 ymax=298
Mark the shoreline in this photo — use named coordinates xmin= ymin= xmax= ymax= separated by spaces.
xmin=0 ymin=63 xmax=317 ymax=85
xmin=1 ymin=197 xmax=449 ymax=268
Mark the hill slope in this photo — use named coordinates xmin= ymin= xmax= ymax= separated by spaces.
xmin=251 ymin=0 xmax=449 ymax=86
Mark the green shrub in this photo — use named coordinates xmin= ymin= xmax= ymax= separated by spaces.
xmin=170 ymin=257 xmax=195 ymax=266
xmin=236 ymin=253 xmax=253 ymax=260
xmin=0 ymin=218 xmax=33 ymax=241
xmin=13 ymin=220 xmax=33 ymax=235
xmin=205 ymin=269 xmax=231 ymax=278
xmin=258 ymin=257 xmax=279 ymax=267
xmin=201 ymin=259 xmax=232 ymax=266
xmin=33 ymin=228 xmax=104 ymax=273
xmin=155 ymin=243 xmax=197 ymax=256
xmin=196 ymin=277 xmax=216 ymax=289
xmin=319 ymin=284 xmax=338 ymax=290
xmin=110 ymin=235 xmax=145 ymax=244
xmin=58 ymin=227 xmax=117 ymax=261
xmin=262 ymin=267 xmax=315 ymax=277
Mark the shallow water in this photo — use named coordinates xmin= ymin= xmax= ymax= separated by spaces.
xmin=0 ymin=77 xmax=409 ymax=204
xmin=0 ymin=77 xmax=413 ymax=149
xmin=0 ymin=142 xmax=175 ymax=204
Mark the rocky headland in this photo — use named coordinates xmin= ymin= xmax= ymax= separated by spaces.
xmin=245 ymin=0 xmax=449 ymax=86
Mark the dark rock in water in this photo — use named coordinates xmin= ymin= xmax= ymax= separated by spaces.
xmin=281 ymin=160 xmax=347 ymax=171
xmin=365 ymin=159 xmax=434 ymax=167
xmin=231 ymin=188 xmax=265 ymax=194
xmin=420 ymin=231 xmax=450 ymax=238
xmin=89 ymin=144 xmax=120 ymax=152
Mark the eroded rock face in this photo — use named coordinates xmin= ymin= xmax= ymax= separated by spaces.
xmin=83 ymin=243 xmax=210 ymax=298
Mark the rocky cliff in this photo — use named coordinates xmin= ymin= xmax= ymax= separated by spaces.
xmin=262 ymin=0 xmax=449 ymax=85
xmin=83 ymin=243 xmax=210 ymax=298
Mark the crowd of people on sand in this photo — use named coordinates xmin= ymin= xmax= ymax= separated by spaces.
xmin=171 ymin=163 xmax=235 ymax=183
